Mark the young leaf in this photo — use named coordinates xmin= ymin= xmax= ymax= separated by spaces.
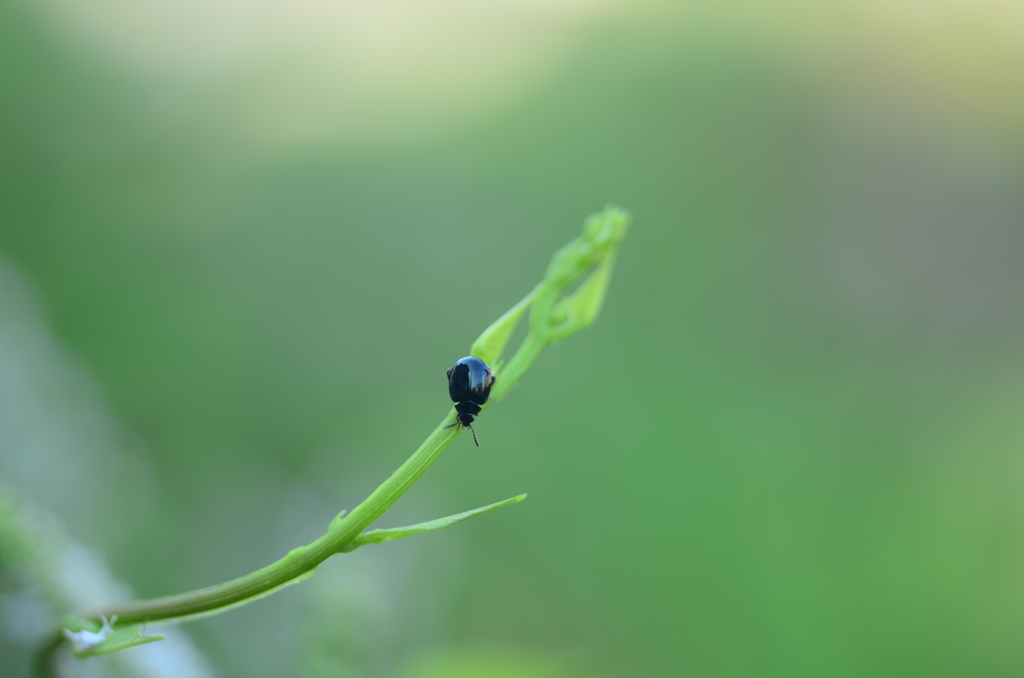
xmin=548 ymin=252 xmax=615 ymax=342
xmin=61 ymin=616 xmax=163 ymax=658
xmin=470 ymin=287 xmax=538 ymax=367
xmin=338 ymin=495 xmax=526 ymax=554
xmin=328 ymin=509 xmax=348 ymax=532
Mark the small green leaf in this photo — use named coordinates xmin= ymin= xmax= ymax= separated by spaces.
xmin=328 ymin=508 xmax=348 ymax=532
xmin=548 ymin=258 xmax=609 ymax=338
xmin=583 ymin=204 xmax=630 ymax=249
xmin=541 ymin=206 xmax=628 ymax=292
xmin=541 ymin=206 xmax=629 ymax=343
xmin=470 ymin=287 xmax=538 ymax=367
xmin=338 ymin=494 xmax=526 ymax=553
xmin=73 ymin=626 xmax=164 ymax=657
xmin=61 ymin=616 xmax=163 ymax=658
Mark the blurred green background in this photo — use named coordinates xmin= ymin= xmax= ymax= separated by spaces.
xmin=2 ymin=1 xmax=1024 ymax=677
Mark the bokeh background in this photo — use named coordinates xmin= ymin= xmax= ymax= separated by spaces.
xmin=3 ymin=1 xmax=1024 ymax=677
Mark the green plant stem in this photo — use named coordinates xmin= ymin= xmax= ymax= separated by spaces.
xmin=94 ymin=325 xmax=545 ymax=624
xmin=72 ymin=204 xmax=629 ymax=630
xmin=489 ymin=333 xmax=545 ymax=404
xmin=93 ymin=418 xmax=461 ymax=624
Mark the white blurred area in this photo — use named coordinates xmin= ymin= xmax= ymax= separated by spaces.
xmin=0 ymin=258 xmax=155 ymax=541
xmin=0 ymin=258 xmax=215 ymax=677
xmin=38 ymin=0 xmax=621 ymax=149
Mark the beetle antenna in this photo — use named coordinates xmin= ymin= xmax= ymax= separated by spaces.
xmin=468 ymin=423 xmax=480 ymax=446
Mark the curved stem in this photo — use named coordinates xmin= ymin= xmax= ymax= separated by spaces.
xmin=96 ymin=322 xmax=551 ymax=624
xmin=94 ymin=417 xmax=460 ymax=624
xmin=96 ymin=321 xmax=551 ymax=625
xmin=68 ymin=205 xmax=629 ymax=636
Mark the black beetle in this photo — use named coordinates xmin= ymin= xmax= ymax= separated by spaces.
xmin=444 ymin=356 xmax=496 ymax=446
